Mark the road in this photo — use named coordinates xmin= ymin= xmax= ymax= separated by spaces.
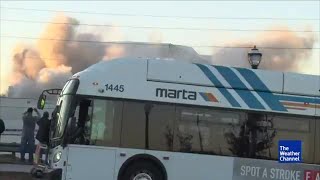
xmin=0 ymin=163 xmax=34 ymax=180
xmin=0 ymin=154 xmax=48 ymax=180
xmin=0 ymin=163 xmax=33 ymax=172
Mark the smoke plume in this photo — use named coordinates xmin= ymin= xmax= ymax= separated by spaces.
xmin=211 ymin=27 xmax=317 ymax=72
xmin=5 ymin=14 xmax=317 ymax=98
xmin=7 ymin=14 xmax=107 ymax=98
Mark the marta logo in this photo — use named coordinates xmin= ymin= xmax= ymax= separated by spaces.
xmin=278 ymin=140 xmax=302 ymax=163
xmin=155 ymin=88 xmax=197 ymax=100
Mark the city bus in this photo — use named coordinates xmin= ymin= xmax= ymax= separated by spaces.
xmin=33 ymin=57 xmax=320 ymax=180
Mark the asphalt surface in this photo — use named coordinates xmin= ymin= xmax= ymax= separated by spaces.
xmin=0 ymin=163 xmax=36 ymax=180
xmin=0 ymin=154 xmax=47 ymax=180
xmin=0 ymin=163 xmax=33 ymax=172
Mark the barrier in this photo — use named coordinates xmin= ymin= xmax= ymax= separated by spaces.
xmin=0 ymin=142 xmax=36 ymax=158
xmin=0 ymin=142 xmax=21 ymax=157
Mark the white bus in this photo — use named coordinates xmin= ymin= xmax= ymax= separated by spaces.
xmin=33 ymin=58 xmax=319 ymax=180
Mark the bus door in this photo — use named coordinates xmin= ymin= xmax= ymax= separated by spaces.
xmin=65 ymin=98 xmax=121 ymax=180
xmin=66 ymin=144 xmax=117 ymax=180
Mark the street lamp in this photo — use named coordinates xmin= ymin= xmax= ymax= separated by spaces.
xmin=248 ymin=45 xmax=262 ymax=69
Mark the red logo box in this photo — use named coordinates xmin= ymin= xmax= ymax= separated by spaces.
xmin=304 ymin=170 xmax=320 ymax=180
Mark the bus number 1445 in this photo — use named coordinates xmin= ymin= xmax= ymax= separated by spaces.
xmin=105 ymin=84 xmax=124 ymax=92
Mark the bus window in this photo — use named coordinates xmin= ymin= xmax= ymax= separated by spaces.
xmin=91 ymin=100 xmax=109 ymax=141
xmin=316 ymin=118 xmax=320 ymax=164
xmin=69 ymin=99 xmax=92 ymax=145
xmin=174 ymin=107 xmax=244 ymax=156
xmin=89 ymin=99 xmax=122 ymax=147
xmin=256 ymin=115 xmax=315 ymax=164
xmin=121 ymin=101 xmax=146 ymax=149
xmin=148 ymin=104 xmax=175 ymax=151
xmin=224 ymin=113 xmax=277 ymax=159
xmin=121 ymin=101 xmax=175 ymax=151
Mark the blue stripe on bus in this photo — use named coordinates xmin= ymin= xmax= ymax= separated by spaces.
xmin=276 ymin=95 xmax=320 ymax=104
xmin=214 ymin=66 xmax=265 ymax=110
xmin=196 ymin=64 xmax=241 ymax=107
xmin=236 ymin=68 xmax=287 ymax=112
xmin=218 ymin=88 xmax=241 ymax=107
xmin=235 ymin=68 xmax=270 ymax=92
xmin=199 ymin=92 xmax=209 ymax=101
xmin=195 ymin=64 xmax=223 ymax=87
xmin=257 ymin=92 xmax=288 ymax=111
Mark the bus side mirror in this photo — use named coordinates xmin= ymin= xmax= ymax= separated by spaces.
xmin=37 ymin=94 xmax=47 ymax=110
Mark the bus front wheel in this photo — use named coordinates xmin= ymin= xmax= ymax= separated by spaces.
xmin=121 ymin=161 xmax=164 ymax=180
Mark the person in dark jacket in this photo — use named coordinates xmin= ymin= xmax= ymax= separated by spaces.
xmin=36 ymin=111 xmax=50 ymax=144
xmin=35 ymin=111 xmax=50 ymax=163
xmin=0 ymin=118 xmax=5 ymax=141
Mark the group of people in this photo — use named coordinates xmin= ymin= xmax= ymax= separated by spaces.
xmin=21 ymin=107 xmax=51 ymax=163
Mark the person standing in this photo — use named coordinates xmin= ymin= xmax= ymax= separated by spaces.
xmin=36 ymin=111 xmax=50 ymax=144
xmin=35 ymin=111 xmax=50 ymax=164
xmin=0 ymin=118 xmax=5 ymax=141
xmin=20 ymin=107 xmax=40 ymax=163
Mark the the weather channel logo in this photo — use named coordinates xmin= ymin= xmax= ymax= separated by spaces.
xmin=278 ymin=140 xmax=302 ymax=163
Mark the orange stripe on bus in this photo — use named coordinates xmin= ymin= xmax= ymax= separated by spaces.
xmin=285 ymin=106 xmax=306 ymax=111
xmin=282 ymin=102 xmax=318 ymax=108
xmin=206 ymin=93 xmax=218 ymax=102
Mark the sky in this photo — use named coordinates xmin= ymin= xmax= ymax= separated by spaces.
xmin=0 ymin=1 xmax=319 ymax=94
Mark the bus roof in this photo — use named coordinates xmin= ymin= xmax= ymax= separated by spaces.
xmin=72 ymin=57 xmax=320 ymax=117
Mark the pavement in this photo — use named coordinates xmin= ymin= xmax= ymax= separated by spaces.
xmin=0 ymin=163 xmax=37 ymax=180
xmin=0 ymin=154 xmax=45 ymax=180
xmin=0 ymin=163 xmax=33 ymax=172
xmin=0 ymin=171 xmax=35 ymax=180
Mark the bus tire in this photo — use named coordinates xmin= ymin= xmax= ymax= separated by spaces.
xmin=121 ymin=161 xmax=164 ymax=180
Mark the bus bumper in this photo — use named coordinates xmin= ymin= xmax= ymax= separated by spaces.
xmin=30 ymin=166 xmax=62 ymax=180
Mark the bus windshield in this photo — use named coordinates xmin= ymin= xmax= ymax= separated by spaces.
xmin=52 ymin=95 xmax=75 ymax=139
xmin=51 ymin=79 xmax=79 ymax=139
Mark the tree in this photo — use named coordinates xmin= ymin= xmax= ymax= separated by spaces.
xmin=144 ymin=103 xmax=154 ymax=150
xmin=224 ymin=113 xmax=276 ymax=159
xmin=164 ymin=125 xmax=173 ymax=151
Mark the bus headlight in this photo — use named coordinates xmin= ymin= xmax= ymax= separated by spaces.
xmin=53 ymin=151 xmax=62 ymax=163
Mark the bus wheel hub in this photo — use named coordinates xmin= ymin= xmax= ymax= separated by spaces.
xmin=133 ymin=172 xmax=152 ymax=180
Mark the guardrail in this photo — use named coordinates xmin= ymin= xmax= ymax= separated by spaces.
xmin=0 ymin=143 xmax=37 ymax=157
xmin=1 ymin=129 xmax=38 ymax=136
xmin=0 ymin=142 xmax=21 ymax=157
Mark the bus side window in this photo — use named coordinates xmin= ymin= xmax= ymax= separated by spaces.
xmin=89 ymin=99 xmax=122 ymax=147
xmin=120 ymin=101 xmax=175 ymax=151
xmin=121 ymin=101 xmax=146 ymax=149
xmin=174 ymin=107 xmax=242 ymax=156
xmin=316 ymin=118 xmax=320 ymax=164
xmin=148 ymin=104 xmax=175 ymax=151
xmin=69 ymin=99 xmax=92 ymax=145
xmin=90 ymin=100 xmax=107 ymax=142
xmin=265 ymin=116 xmax=315 ymax=164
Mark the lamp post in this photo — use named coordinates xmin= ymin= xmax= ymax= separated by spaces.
xmin=248 ymin=45 xmax=262 ymax=69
